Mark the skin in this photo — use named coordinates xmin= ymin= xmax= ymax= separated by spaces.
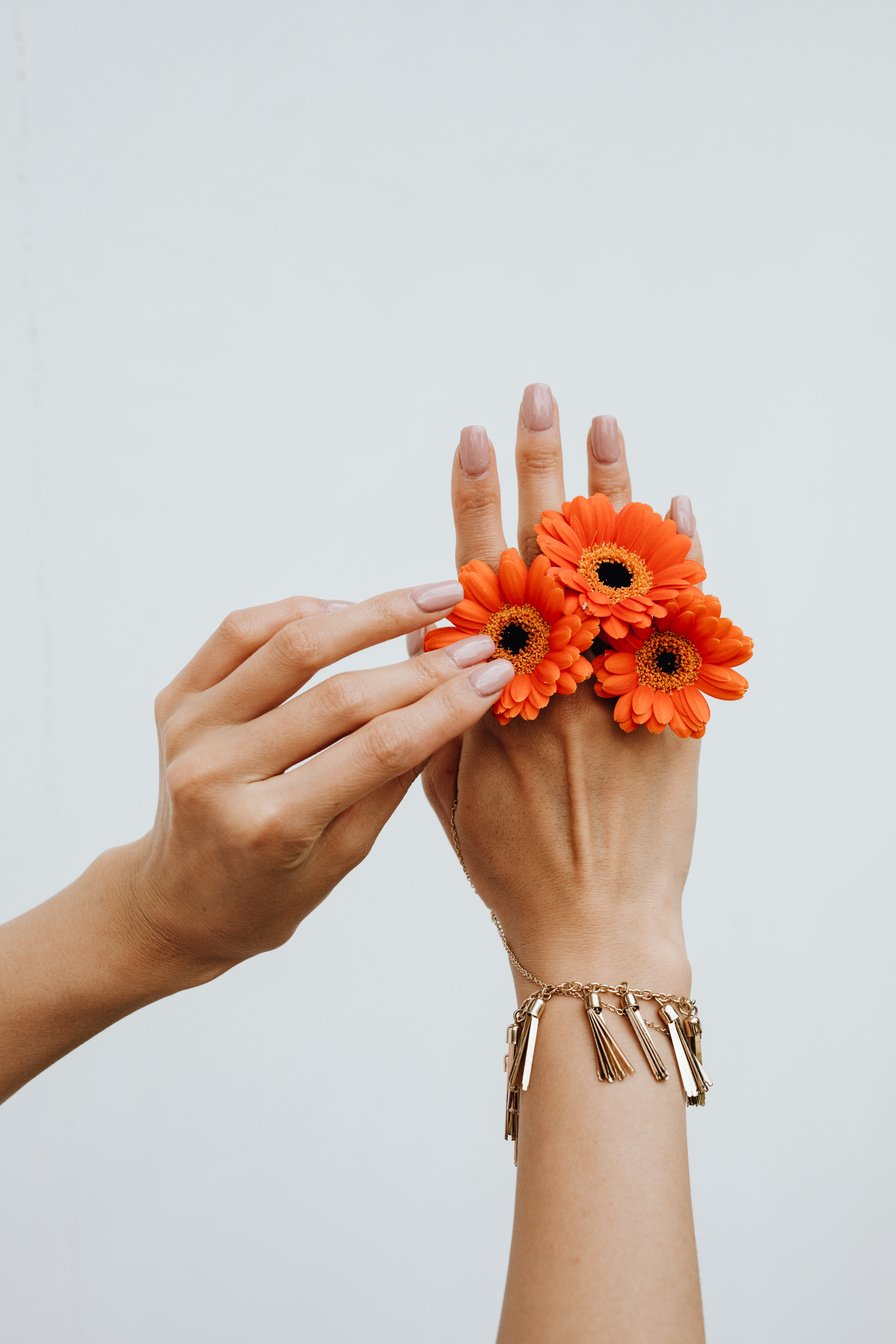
xmin=417 ymin=389 xmax=706 ymax=1342
xmin=1 ymin=391 xmax=708 ymax=1341
xmin=0 ymin=584 xmax=515 ymax=1104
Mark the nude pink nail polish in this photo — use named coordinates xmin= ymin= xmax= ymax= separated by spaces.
xmin=671 ymin=495 xmax=695 ymax=537
xmin=445 ymin=634 xmax=495 ymax=667
xmin=590 ymin=416 xmax=621 ymax=464
xmin=458 ymin=425 xmax=490 ymax=477
xmin=469 ymin=658 xmax=515 ymax=696
xmin=411 ymin=580 xmax=464 ymax=612
xmin=521 ymin=383 xmax=553 ymax=432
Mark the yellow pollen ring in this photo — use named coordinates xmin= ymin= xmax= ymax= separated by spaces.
xmin=635 ymin=631 xmax=702 ymax=692
xmin=482 ymin=603 xmax=550 ymax=675
xmin=577 ymin=542 xmax=653 ymax=603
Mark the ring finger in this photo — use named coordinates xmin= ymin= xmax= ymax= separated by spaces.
xmin=515 ymin=382 xmax=566 ymax=562
xmin=586 ymin=414 xmax=633 ymax=508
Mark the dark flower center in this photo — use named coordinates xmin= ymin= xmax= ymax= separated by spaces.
xmin=635 ymin=630 xmax=702 ymax=692
xmin=596 ymin=559 xmax=633 ymax=590
xmin=499 ymin=622 xmax=530 ymax=655
xmin=656 ymin=650 xmax=680 ymax=675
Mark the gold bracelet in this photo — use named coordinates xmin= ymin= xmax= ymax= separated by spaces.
xmin=450 ymin=794 xmax=711 ymax=1162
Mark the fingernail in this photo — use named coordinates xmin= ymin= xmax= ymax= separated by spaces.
xmin=324 ymin=600 xmax=354 ymax=611
xmin=469 ymin=658 xmax=515 ymax=696
xmin=590 ymin=415 xmax=621 ymax=465
xmin=671 ymin=495 xmax=695 ymax=537
xmin=445 ymin=634 xmax=495 ymax=667
xmin=458 ymin=425 xmax=490 ymax=477
xmin=411 ymin=579 xmax=464 ymax=612
xmin=406 ymin=628 xmax=426 ymax=656
xmin=521 ymin=383 xmax=553 ymax=432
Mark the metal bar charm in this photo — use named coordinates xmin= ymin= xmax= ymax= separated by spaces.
xmin=682 ymin=1010 xmax=706 ymax=1107
xmin=584 ymin=992 xmax=634 ymax=1082
xmin=507 ymin=997 xmax=545 ymax=1093
xmin=661 ymin=1004 xmax=712 ymax=1105
xmin=622 ymin=991 xmax=669 ymax=1081
xmin=504 ymin=1023 xmax=520 ymax=1150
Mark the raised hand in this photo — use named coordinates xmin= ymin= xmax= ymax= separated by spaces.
xmin=417 ymin=389 xmax=704 ymax=989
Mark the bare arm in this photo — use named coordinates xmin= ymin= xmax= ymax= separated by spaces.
xmin=421 ymin=389 xmax=718 ymax=1340
xmin=0 ymin=584 xmax=512 ymax=1105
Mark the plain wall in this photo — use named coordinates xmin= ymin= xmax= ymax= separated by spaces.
xmin=2 ymin=1 xmax=894 ymax=1340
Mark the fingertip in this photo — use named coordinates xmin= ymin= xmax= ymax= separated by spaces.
xmin=669 ymin=494 xmax=704 ymax=568
xmin=587 ymin=415 xmax=632 ymax=507
xmin=670 ymin=494 xmax=696 ymax=538
xmin=589 ymin=415 xmax=622 ymax=465
xmin=520 ymin=383 xmax=555 ymax=433
xmin=457 ymin=424 xmax=491 ymax=478
xmin=468 ymin=657 xmax=515 ymax=697
xmin=406 ymin=627 xmax=427 ymax=657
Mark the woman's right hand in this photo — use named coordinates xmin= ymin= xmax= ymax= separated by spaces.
xmin=115 ymin=582 xmax=514 ymax=990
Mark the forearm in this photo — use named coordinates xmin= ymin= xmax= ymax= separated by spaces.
xmin=0 ymin=844 xmax=209 ymax=1105
xmin=497 ymin=932 xmax=704 ymax=1343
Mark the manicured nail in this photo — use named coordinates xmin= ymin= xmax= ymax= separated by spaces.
xmin=469 ymin=658 xmax=515 ymax=696
xmin=521 ymin=383 xmax=553 ymax=432
xmin=411 ymin=579 xmax=464 ymax=612
xmin=458 ymin=425 xmax=490 ymax=477
xmin=445 ymin=634 xmax=495 ymax=667
xmin=406 ymin=628 xmax=426 ymax=656
xmin=671 ymin=495 xmax=695 ymax=537
xmin=324 ymin=600 xmax=354 ymax=611
xmin=590 ymin=415 xmax=621 ymax=465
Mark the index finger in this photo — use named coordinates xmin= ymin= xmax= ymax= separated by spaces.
xmin=168 ymin=595 xmax=332 ymax=695
xmin=200 ymin=580 xmax=464 ymax=724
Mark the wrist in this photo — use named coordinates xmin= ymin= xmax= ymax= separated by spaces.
xmin=97 ymin=840 xmax=234 ymax=998
xmin=496 ymin=909 xmax=692 ymax=1002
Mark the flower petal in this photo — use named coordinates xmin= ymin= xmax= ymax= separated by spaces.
xmin=633 ymin=684 xmax=654 ymax=716
xmin=498 ymin=549 xmax=527 ymax=604
xmin=423 ymin=627 xmax=468 ymax=650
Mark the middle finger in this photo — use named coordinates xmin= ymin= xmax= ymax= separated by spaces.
xmin=226 ymin=637 xmax=496 ymax=778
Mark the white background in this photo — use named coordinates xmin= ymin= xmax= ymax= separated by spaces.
xmin=2 ymin=1 xmax=894 ymax=1340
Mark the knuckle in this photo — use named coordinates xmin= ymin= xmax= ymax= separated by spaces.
xmin=164 ymin=750 xmax=223 ymax=807
xmin=331 ymin=818 xmax=377 ymax=871
xmin=368 ymin=588 xmax=406 ymax=629
xmin=241 ymin=799 xmax=293 ymax=851
xmin=218 ymin=608 xmax=255 ymax=649
xmin=415 ymin=650 xmax=453 ymax=690
xmin=276 ymin=618 xmax=323 ymax=668
xmin=153 ymin=686 xmax=176 ymax=728
xmin=157 ymin=702 xmax=196 ymax=757
xmin=517 ymin=441 xmax=561 ymax=474
xmin=319 ymin=672 xmax=363 ymax=721
xmin=363 ymin=717 xmax=414 ymax=774
xmin=460 ymin=483 xmax=501 ymax=518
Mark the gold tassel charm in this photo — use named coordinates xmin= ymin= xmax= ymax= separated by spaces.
xmin=622 ymin=991 xmax=669 ymax=1081
xmin=584 ymin=992 xmax=635 ymax=1082
xmin=504 ymin=999 xmax=545 ymax=1165
xmin=504 ymin=1023 xmax=520 ymax=1153
xmin=661 ymin=1004 xmax=712 ymax=1105
xmin=507 ymin=996 xmax=545 ymax=1093
xmin=682 ymin=1009 xmax=706 ymax=1107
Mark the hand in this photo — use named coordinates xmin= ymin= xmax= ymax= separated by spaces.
xmin=418 ymin=389 xmax=704 ymax=990
xmin=119 ymin=583 xmax=514 ymax=989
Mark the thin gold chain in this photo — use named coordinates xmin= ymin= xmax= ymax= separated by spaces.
xmin=450 ymin=794 xmax=697 ymax=1034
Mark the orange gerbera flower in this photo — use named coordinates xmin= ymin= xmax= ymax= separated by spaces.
xmin=424 ymin=548 xmax=598 ymax=723
xmin=535 ymin=493 xmax=706 ymax=641
xmin=593 ymin=588 xmax=753 ymax=738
